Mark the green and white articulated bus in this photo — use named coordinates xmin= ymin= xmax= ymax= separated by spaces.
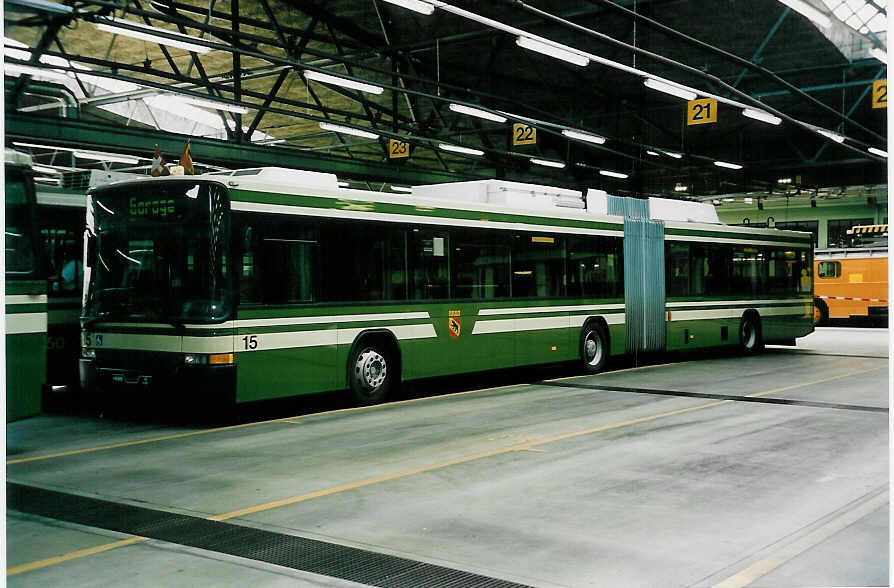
xmin=79 ymin=168 xmax=813 ymax=408
xmin=6 ymin=150 xmax=48 ymax=421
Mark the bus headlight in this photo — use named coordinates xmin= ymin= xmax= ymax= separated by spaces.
xmin=82 ymin=348 xmax=96 ymax=359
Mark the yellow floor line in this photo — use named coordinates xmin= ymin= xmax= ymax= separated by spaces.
xmin=713 ymin=488 xmax=889 ymax=588
xmin=7 ymin=537 xmax=148 ymax=576
xmin=8 ymin=364 xmax=887 ymax=575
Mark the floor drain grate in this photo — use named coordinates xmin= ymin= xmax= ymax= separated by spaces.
xmin=8 ymin=482 xmax=530 ymax=587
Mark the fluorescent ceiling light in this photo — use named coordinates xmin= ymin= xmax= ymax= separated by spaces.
xmin=714 ymin=160 xmax=743 ymax=170
xmin=742 ymin=108 xmax=782 ymax=125
xmin=13 ymin=141 xmax=70 ymax=150
xmin=319 ymin=122 xmax=380 ymax=139
xmin=530 ymin=158 xmax=566 ymax=169
xmin=175 ymin=95 xmax=249 ymax=114
xmin=4 ymin=62 xmax=70 ymax=81
xmin=304 ymin=70 xmax=384 ymax=95
xmin=662 ymin=151 xmax=683 ymax=159
xmin=817 ymin=129 xmax=845 ymax=143
xmin=337 ymin=181 xmax=350 ymax=187
xmin=515 ymin=36 xmax=590 ymax=67
xmin=599 ymin=170 xmax=628 ymax=179
xmin=870 ymin=47 xmax=887 ymax=63
xmin=723 ymin=197 xmax=736 ymax=202
xmin=438 ymin=143 xmax=484 ymax=156
xmin=646 ymin=150 xmax=660 ymax=156
xmin=448 ymin=103 xmax=507 ymax=123
xmin=868 ymin=147 xmax=888 ymax=157
xmin=74 ymin=150 xmax=141 ymax=164
xmin=644 ymin=78 xmax=698 ymax=101
xmin=391 ymin=185 xmax=413 ymax=193
xmin=31 ymin=164 xmax=62 ymax=175
xmin=382 ymin=0 xmax=435 ymax=15
xmin=562 ymin=129 xmax=606 ymax=145
xmin=93 ymin=18 xmax=211 ymax=54
xmin=778 ymin=0 xmax=832 ymax=28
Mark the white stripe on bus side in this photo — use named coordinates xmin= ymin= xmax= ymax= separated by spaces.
xmin=84 ymin=324 xmax=438 ymax=353
xmin=472 ymin=313 xmax=627 ymax=335
xmin=668 ymin=306 xmax=809 ymax=321
xmin=231 ymin=201 xmax=623 ymax=238
xmin=6 ymin=312 xmax=48 ymax=335
xmin=665 ymin=299 xmax=809 ymax=308
xmin=478 ymin=303 xmax=626 ymax=316
xmin=6 ymin=294 xmax=48 ymax=305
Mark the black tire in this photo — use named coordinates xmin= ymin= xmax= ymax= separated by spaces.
xmin=739 ymin=314 xmax=764 ymax=354
xmin=580 ymin=321 xmax=609 ymax=374
xmin=348 ymin=343 xmax=393 ymax=405
xmin=813 ymin=298 xmax=829 ymax=327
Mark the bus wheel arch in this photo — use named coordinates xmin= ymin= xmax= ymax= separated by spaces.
xmin=346 ymin=329 xmax=401 ymax=405
xmin=579 ymin=317 xmax=610 ymax=374
xmin=739 ymin=310 xmax=764 ymax=354
xmin=813 ymin=298 xmax=829 ymax=326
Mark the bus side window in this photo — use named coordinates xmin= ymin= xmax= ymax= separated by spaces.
xmin=511 ymin=234 xmax=564 ymax=298
xmin=666 ymin=243 xmax=690 ymax=297
xmin=817 ymin=261 xmax=841 ymax=278
xmin=566 ymin=235 xmax=622 ymax=299
xmin=409 ymin=228 xmax=449 ymax=300
xmin=238 ymin=222 xmax=261 ymax=304
xmin=451 ymin=229 xmax=510 ymax=299
xmin=705 ymin=246 xmax=732 ymax=296
xmin=319 ymin=220 xmax=404 ymax=302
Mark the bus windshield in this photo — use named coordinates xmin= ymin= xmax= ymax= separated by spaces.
xmin=84 ymin=180 xmax=232 ymax=324
xmin=5 ymin=170 xmax=39 ymax=277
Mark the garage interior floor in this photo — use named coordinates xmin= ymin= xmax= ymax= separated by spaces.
xmin=6 ymin=327 xmax=889 ymax=587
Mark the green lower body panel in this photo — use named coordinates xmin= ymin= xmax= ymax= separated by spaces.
xmin=236 ymin=344 xmax=337 ymax=403
xmin=7 ymin=332 xmax=47 ymax=421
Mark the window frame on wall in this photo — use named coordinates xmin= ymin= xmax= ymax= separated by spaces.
xmin=827 ymin=218 xmax=873 ymax=248
xmin=774 ymin=220 xmax=819 ymax=248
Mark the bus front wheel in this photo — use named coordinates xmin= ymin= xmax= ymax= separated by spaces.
xmin=580 ymin=321 xmax=609 ymax=374
xmin=739 ymin=314 xmax=764 ymax=354
xmin=349 ymin=344 xmax=392 ymax=405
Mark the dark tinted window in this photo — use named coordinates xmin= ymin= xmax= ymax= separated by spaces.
xmin=566 ymin=235 xmax=623 ymax=298
xmin=512 ymin=234 xmax=565 ymax=298
xmin=451 ymin=229 xmax=510 ymax=299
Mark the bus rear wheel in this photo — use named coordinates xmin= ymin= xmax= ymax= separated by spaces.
xmin=580 ymin=321 xmax=609 ymax=374
xmin=349 ymin=344 xmax=392 ymax=405
xmin=739 ymin=314 xmax=764 ymax=354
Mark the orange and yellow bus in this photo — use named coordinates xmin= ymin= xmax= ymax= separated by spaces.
xmin=813 ymin=225 xmax=888 ymax=326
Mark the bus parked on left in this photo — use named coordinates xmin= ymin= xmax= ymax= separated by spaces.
xmin=5 ymin=149 xmax=48 ymax=421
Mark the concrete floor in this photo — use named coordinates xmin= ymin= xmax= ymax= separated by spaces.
xmin=6 ymin=327 xmax=889 ymax=587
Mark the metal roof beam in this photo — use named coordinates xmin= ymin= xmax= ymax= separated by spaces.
xmin=5 ymin=113 xmax=486 ymax=183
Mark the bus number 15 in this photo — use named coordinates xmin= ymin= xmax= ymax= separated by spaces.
xmin=242 ymin=335 xmax=258 ymax=350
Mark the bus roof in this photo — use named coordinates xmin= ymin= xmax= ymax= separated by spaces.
xmin=89 ymin=167 xmax=813 ymax=246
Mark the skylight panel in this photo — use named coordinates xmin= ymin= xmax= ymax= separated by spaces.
xmin=856 ymin=4 xmax=876 ymax=21
xmin=832 ymin=4 xmax=851 ymax=19
xmin=846 ymin=0 xmax=864 ymax=11
xmin=867 ymin=12 xmax=886 ymax=30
